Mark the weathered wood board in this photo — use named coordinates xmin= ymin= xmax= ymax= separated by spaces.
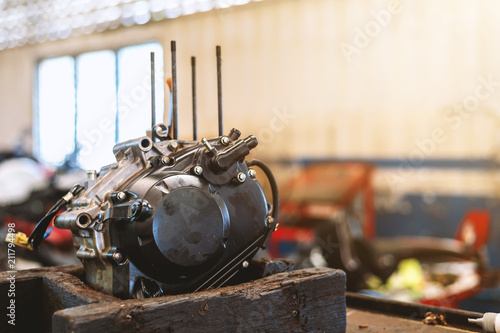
xmin=0 ymin=265 xmax=116 ymax=333
xmin=0 ymin=261 xmax=346 ymax=333
xmin=54 ymin=267 xmax=346 ymax=333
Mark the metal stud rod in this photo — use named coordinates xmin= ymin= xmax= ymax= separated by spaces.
xmin=171 ymin=41 xmax=178 ymax=140
xmin=191 ymin=56 xmax=198 ymax=140
xmin=150 ymin=52 xmax=156 ymax=141
xmin=216 ymin=45 xmax=223 ymax=136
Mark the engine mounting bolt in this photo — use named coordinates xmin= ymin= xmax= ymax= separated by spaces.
xmin=113 ymin=252 xmax=123 ymax=263
xmin=169 ymin=141 xmax=179 ymax=150
xmin=193 ymin=165 xmax=203 ymax=175
xmin=292 ymin=310 xmax=298 ymax=318
xmin=237 ymin=172 xmax=246 ymax=183
xmin=160 ymin=156 xmax=171 ymax=165
xmin=242 ymin=261 xmax=249 ymax=268
xmin=248 ymin=169 xmax=257 ymax=179
xmin=220 ymin=136 xmax=230 ymax=146
xmin=117 ymin=192 xmax=126 ymax=201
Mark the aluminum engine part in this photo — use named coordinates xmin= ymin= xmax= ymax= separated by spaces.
xmin=54 ymin=126 xmax=278 ymax=298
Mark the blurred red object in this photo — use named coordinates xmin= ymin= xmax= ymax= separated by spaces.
xmin=269 ymin=162 xmax=375 ymax=259
xmin=454 ymin=210 xmax=490 ymax=253
xmin=279 ymin=162 xmax=375 ymax=236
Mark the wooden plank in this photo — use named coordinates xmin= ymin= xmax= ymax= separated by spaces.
xmin=0 ymin=264 xmax=84 ymax=281
xmin=42 ymin=272 xmax=118 ymax=333
xmin=53 ymin=268 xmax=346 ymax=333
xmin=0 ymin=264 xmax=98 ymax=333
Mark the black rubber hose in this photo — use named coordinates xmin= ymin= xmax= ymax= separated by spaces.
xmin=246 ymin=160 xmax=279 ymax=222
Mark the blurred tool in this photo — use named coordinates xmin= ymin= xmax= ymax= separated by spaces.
xmin=469 ymin=312 xmax=500 ymax=332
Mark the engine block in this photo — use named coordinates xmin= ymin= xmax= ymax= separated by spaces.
xmin=54 ymin=127 xmax=277 ymax=298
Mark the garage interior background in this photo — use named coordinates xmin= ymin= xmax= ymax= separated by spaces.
xmin=2 ymin=0 xmax=500 ymax=266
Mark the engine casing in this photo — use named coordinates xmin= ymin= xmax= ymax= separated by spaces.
xmin=54 ymin=126 xmax=277 ymax=298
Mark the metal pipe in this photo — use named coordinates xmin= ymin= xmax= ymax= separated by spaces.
xmin=216 ymin=45 xmax=223 ymax=136
xmin=191 ymin=56 xmax=198 ymax=140
xmin=171 ymin=41 xmax=178 ymax=140
xmin=150 ymin=52 xmax=156 ymax=141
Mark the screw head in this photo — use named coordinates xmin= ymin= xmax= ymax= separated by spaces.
xmin=169 ymin=141 xmax=179 ymax=150
xmin=160 ymin=156 xmax=171 ymax=165
xmin=266 ymin=216 xmax=275 ymax=228
xmin=113 ymin=252 xmax=123 ymax=263
xmin=237 ymin=172 xmax=246 ymax=183
xmin=193 ymin=165 xmax=203 ymax=175
xmin=220 ymin=136 xmax=230 ymax=146
xmin=242 ymin=261 xmax=249 ymax=268
xmin=117 ymin=192 xmax=126 ymax=201
xmin=248 ymin=168 xmax=256 ymax=179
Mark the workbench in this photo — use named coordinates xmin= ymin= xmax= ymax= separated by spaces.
xmin=346 ymin=292 xmax=483 ymax=332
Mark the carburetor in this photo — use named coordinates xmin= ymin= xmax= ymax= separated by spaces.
xmin=22 ymin=42 xmax=279 ymax=298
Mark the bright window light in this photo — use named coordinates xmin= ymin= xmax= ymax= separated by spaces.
xmin=76 ymin=50 xmax=117 ymax=170
xmin=37 ymin=56 xmax=76 ymax=166
xmin=36 ymin=42 xmax=164 ymax=170
xmin=117 ymin=42 xmax=164 ymax=142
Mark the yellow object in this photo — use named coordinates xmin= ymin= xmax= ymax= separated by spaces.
xmin=5 ymin=232 xmax=33 ymax=250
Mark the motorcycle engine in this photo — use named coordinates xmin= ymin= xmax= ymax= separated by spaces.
xmin=21 ymin=43 xmax=280 ymax=298
xmin=53 ymin=127 xmax=278 ymax=298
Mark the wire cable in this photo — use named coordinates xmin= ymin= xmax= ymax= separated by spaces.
xmin=246 ymin=159 xmax=279 ymax=222
xmin=28 ymin=184 xmax=84 ymax=250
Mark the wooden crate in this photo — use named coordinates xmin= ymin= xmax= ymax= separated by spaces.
xmin=0 ymin=259 xmax=346 ymax=333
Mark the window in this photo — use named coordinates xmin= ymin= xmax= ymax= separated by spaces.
xmin=36 ymin=42 xmax=164 ymax=170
